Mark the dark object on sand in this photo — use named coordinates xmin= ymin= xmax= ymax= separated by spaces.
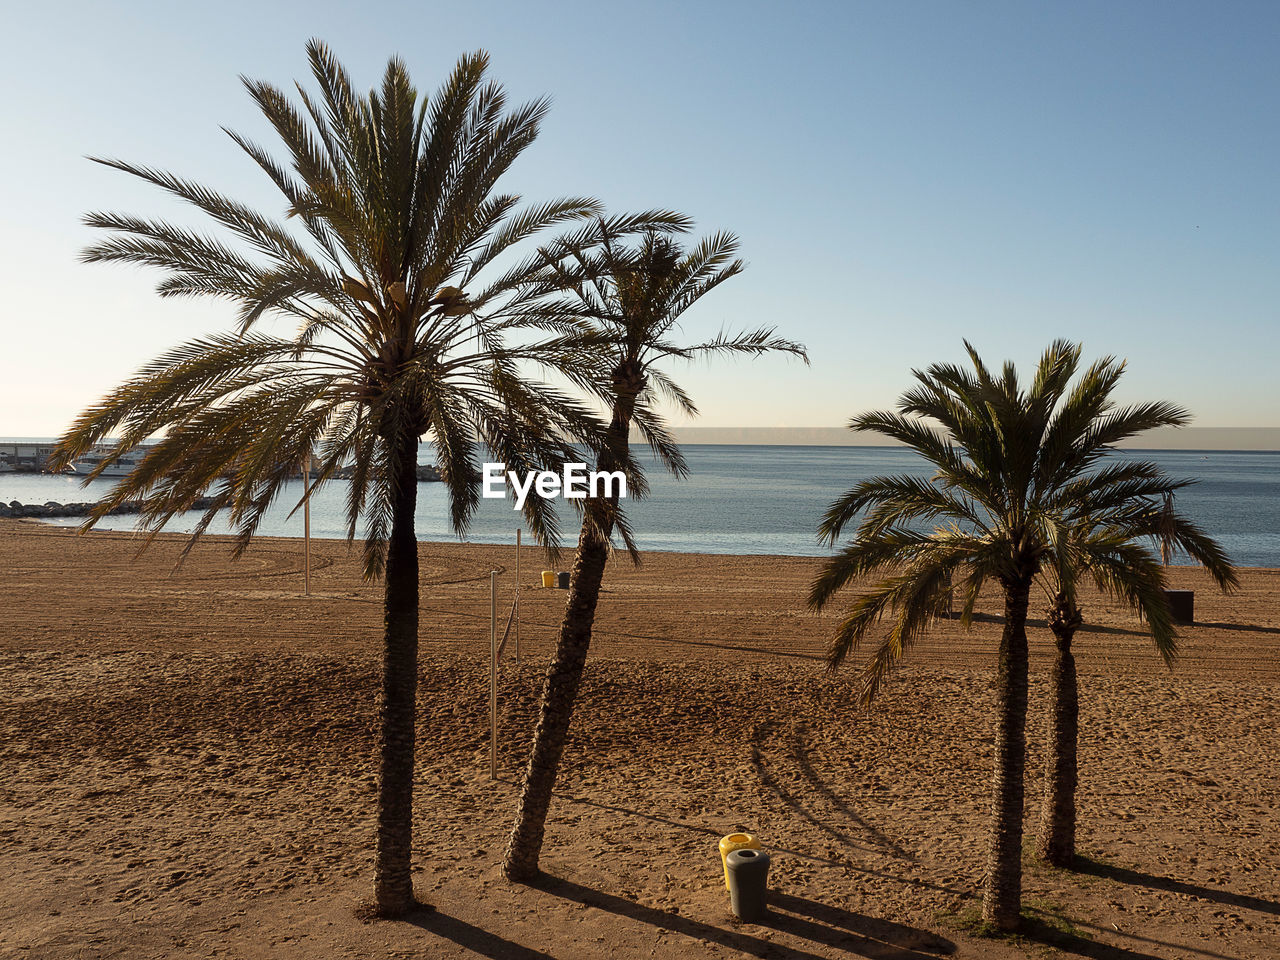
xmin=726 ymin=848 xmax=770 ymax=922
xmin=1164 ymin=589 xmax=1194 ymax=625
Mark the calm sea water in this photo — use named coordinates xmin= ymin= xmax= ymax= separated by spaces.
xmin=3 ymin=445 xmax=1278 ymax=566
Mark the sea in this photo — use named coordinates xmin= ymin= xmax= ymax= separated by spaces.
xmin=2 ymin=445 xmax=1278 ymax=567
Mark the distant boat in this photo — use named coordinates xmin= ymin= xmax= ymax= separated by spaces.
xmin=70 ymin=453 xmax=142 ymax=478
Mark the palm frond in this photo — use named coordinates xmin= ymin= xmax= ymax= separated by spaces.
xmin=67 ymin=43 xmax=664 ymax=571
xmin=815 ymin=339 xmax=1236 ymax=698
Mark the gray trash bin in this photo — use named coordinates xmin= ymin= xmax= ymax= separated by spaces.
xmin=557 ymin=570 xmax=571 ymax=589
xmin=726 ymin=847 xmax=770 ymax=921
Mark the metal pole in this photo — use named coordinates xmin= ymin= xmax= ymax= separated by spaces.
xmin=490 ymin=569 xmax=498 ymax=780
xmin=303 ymin=451 xmax=311 ymax=597
xmin=515 ymin=528 xmax=521 ymax=661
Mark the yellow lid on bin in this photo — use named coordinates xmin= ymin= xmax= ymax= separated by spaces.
xmin=718 ymin=833 xmax=762 ymax=890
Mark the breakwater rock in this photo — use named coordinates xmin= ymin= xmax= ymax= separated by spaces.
xmin=1 ymin=497 xmax=219 ymax=520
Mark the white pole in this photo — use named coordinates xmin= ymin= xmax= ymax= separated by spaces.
xmin=515 ymin=528 xmax=521 ymax=661
xmin=490 ymin=569 xmax=498 ymax=780
xmin=303 ymin=451 xmax=311 ymax=597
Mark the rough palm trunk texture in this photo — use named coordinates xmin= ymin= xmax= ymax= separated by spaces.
xmin=1038 ymin=623 xmax=1079 ymax=866
xmin=504 ymin=383 xmax=636 ymax=882
xmin=982 ymin=581 xmax=1030 ymax=932
xmin=502 ymin=519 xmax=611 ymax=880
xmin=374 ymin=436 xmax=421 ymax=916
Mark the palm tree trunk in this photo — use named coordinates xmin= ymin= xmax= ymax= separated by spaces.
xmin=982 ymin=579 xmax=1030 ymax=932
xmin=502 ymin=514 xmax=611 ymax=880
xmin=1038 ymin=608 xmax=1080 ymax=867
xmin=374 ymin=434 xmax=420 ymax=916
xmin=503 ymin=384 xmax=636 ymax=882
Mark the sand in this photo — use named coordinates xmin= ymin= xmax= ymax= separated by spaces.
xmin=1 ymin=517 xmax=1277 ymax=959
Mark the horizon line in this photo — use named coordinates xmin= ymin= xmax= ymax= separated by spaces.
xmin=5 ymin=424 xmax=1279 ymax=452
xmin=669 ymin=426 xmax=1280 ymax=450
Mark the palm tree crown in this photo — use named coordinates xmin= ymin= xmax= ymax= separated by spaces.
xmin=1039 ymin=492 xmax=1235 ymax=659
xmin=809 ymin=338 xmax=1223 ymax=700
xmin=52 ymin=42 xmax=610 ymax=565
xmin=528 ymin=220 xmax=808 ymax=543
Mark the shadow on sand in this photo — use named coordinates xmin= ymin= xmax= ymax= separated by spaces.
xmin=402 ymin=905 xmax=558 ymax=960
xmin=1190 ymin=620 xmax=1280 ymax=635
xmin=749 ymin=721 xmax=914 ymax=862
xmin=550 ymin=785 xmax=972 ymax=900
xmin=1075 ymin=855 xmax=1279 ymax=916
xmin=1012 ymin=910 xmax=1166 ymax=960
xmin=534 ymin=874 xmax=955 ymax=960
xmin=961 ymin=611 xmax=1152 ymax=640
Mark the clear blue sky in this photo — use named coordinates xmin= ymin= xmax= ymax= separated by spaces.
xmin=2 ymin=0 xmax=1276 ymax=436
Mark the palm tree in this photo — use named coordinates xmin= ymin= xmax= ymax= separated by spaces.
xmin=49 ymin=42 xmax=631 ymax=917
xmin=807 ymin=340 xmax=1200 ymax=931
xmin=502 ymin=223 xmax=807 ymax=880
xmin=1036 ymin=492 xmax=1235 ymax=866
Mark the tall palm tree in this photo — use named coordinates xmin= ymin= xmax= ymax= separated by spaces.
xmin=1036 ymin=495 xmax=1235 ymax=866
xmin=808 ymin=340 xmax=1197 ymax=931
xmin=49 ymin=42 xmax=628 ymax=917
xmin=502 ymin=223 xmax=808 ymax=880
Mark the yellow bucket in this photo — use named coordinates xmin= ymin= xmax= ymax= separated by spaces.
xmin=718 ymin=833 xmax=762 ymax=890
xmin=541 ymin=570 xmax=555 ymax=588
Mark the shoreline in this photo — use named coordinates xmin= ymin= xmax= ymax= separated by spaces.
xmin=7 ymin=515 xmax=1277 ymax=571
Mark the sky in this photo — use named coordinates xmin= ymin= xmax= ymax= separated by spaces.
xmin=1 ymin=0 xmax=1277 ymax=440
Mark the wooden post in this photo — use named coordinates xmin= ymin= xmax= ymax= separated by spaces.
xmin=490 ymin=569 xmax=498 ymax=780
xmin=515 ymin=528 xmax=521 ymax=661
xmin=303 ymin=451 xmax=311 ymax=597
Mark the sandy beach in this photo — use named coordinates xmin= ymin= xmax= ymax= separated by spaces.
xmin=2 ymin=517 xmax=1277 ymax=959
